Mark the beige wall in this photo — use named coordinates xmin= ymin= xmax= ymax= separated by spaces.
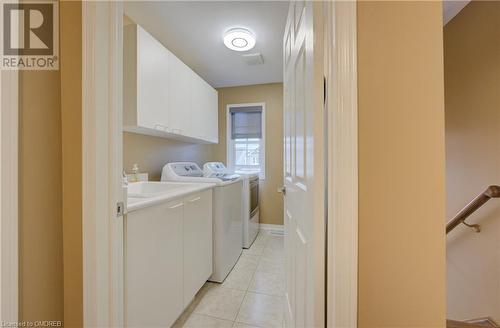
xmin=18 ymin=2 xmax=84 ymax=325
xmin=19 ymin=64 xmax=64 ymax=323
xmin=214 ymin=83 xmax=284 ymax=225
xmin=123 ymin=133 xmax=215 ymax=181
xmin=444 ymin=1 xmax=500 ymax=322
xmin=60 ymin=2 xmax=83 ymax=327
xmin=357 ymin=2 xmax=446 ymax=327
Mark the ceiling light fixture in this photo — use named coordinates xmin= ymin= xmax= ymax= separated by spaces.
xmin=223 ymin=28 xmax=256 ymax=52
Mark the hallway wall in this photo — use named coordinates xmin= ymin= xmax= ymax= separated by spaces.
xmin=19 ymin=53 xmax=63 ymax=325
xmin=18 ymin=3 xmax=84 ymax=325
xmin=60 ymin=1 xmax=84 ymax=326
xmin=444 ymin=1 xmax=500 ymax=322
xmin=357 ymin=1 xmax=446 ymax=327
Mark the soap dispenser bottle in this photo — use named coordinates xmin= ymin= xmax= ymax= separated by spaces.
xmin=132 ymin=164 xmax=140 ymax=182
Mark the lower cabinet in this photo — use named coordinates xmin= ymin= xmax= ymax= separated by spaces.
xmin=183 ymin=191 xmax=213 ymax=308
xmin=125 ymin=189 xmax=213 ymax=327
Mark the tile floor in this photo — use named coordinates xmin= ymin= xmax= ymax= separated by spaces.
xmin=173 ymin=230 xmax=285 ymax=328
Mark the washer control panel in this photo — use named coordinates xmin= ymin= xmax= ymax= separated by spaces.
xmin=170 ymin=163 xmax=204 ymax=177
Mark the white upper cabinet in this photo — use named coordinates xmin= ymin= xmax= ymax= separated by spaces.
xmin=206 ymin=86 xmax=219 ymax=143
xmin=123 ymin=24 xmax=218 ymax=144
xmin=168 ymin=51 xmax=193 ymax=138
xmin=190 ymin=76 xmax=219 ymax=143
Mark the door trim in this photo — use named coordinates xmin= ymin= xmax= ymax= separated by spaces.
xmin=0 ymin=70 xmax=19 ymax=324
xmin=82 ymin=1 xmax=124 ymax=326
xmin=324 ymin=1 xmax=358 ymax=327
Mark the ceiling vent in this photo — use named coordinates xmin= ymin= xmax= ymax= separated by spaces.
xmin=242 ymin=53 xmax=264 ymax=65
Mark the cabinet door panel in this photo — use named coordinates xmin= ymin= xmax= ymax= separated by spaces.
xmin=168 ymin=52 xmax=192 ymax=137
xmin=191 ymin=78 xmax=218 ymax=142
xmin=190 ymin=74 xmax=206 ymax=140
xmin=183 ymin=190 xmax=213 ymax=307
xmin=125 ymin=200 xmax=184 ymax=327
xmin=207 ymin=87 xmax=219 ymax=143
xmin=136 ymin=26 xmax=169 ymax=131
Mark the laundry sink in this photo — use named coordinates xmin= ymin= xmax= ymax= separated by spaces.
xmin=127 ymin=181 xmax=193 ymax=198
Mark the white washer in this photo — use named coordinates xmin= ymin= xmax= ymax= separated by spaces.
xmin=161 ymin=162 xmax=243 ymax=283
xmin=204 ymin=162 xmax=259 ymax=249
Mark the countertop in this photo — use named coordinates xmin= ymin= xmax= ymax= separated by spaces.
xmin=126 ymin=182 xmax=216 ymax=213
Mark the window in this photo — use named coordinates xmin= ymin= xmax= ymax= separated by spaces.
xmin=227 ymin=104 xmax=265 ymax=179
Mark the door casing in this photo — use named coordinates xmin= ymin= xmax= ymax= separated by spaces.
xmin=324 ymin=1 xmax=358 ymax=327
xmin=0 ymin=68 xmax=19 ymax=325
xmin=80 ymin=1 xmax=358 ymax=327
xmin=82 ymin=1 xmax=124 ymax=326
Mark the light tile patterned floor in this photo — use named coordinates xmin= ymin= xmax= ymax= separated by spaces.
xmin=173 ymin=230 xmax=285 ymax=328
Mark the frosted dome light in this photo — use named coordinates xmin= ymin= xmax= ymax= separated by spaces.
xmin=223 ymin=28 xmax=256 ymax=52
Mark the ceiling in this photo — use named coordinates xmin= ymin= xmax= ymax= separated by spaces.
xmin=124 ymin=1 xmax=289 ymax=88
xmin=443 ymin=0 xmax=471 ymax=25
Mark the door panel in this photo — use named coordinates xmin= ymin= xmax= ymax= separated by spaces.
xmin=294 ymin=41 xmax=306 ymax=185
xmin=284 ymin=12 xmax=294 ymax=183
xmin=283 ymin=1 xmax=322 ymax=327
xmin=284 ymin=210 xmax=295 ymax=327
xmin=294 ymin=0 xmax=305 ymax=35
xmin=294 ymin=227 xmax=307 ymax=328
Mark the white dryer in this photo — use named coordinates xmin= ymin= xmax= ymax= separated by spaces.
xmin=161 ymin=162 xmax=242 ymax=283
xmin=204 ymin=162 xmax=259 ymax=249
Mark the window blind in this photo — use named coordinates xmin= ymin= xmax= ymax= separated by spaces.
xmin=230 ymin=105 xmax=263 ymax=139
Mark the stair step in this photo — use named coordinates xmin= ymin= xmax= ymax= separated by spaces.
xmin=447 ymin=318 xmax=499 ymax=328
xmin=448 ymin=320 xmax=487 ymax=328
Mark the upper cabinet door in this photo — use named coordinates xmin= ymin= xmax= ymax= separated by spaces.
xmin=190 ymin=74 xmax=207 ymax=141
xmin=190 ymin=77 xmax=218 ymax=143
xmin=207 ymin=87 xmax=219 ymax=143
xmin=136 ymin=26 xmax=170 ymax=131
xmin=168 ymin=52 xmax=193 ymax=137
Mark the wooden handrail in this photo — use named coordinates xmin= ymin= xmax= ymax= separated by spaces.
xmin=446 ymin=185 xmax=500 ymax=234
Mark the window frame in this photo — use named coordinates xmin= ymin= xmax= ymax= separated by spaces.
xmin=226 ymin=102 xmax=266 ymax=179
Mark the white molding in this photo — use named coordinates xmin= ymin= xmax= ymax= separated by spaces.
xmin=259 ymin=223 xmax=284 ymax=233
xmin=325 ymin=1 xmax=358 ymax=327
xmin=226 ymin=102 xmax=266 ymax=180
xmin=0 ymin=69 xmax=19 ymax=324
xmin=82 ymin=1 xmax=124 ymax=327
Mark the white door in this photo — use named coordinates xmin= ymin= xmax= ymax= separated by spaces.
xmin=283 ymin=1 xmax=324 ymax=327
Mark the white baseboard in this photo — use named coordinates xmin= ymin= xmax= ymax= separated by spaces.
xmin=259 ymin=223 xmax=284 ymax=233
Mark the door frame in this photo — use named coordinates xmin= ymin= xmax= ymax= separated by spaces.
xmin=324 ymin=1 xmax=358 ymax=327
xmin=0 ymin=70 xmax=19 ymax=324
xmin=80 ymin=1 xmax=358 ymax=326
xmin=82 ymin=1 xmax=124 ymax=326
